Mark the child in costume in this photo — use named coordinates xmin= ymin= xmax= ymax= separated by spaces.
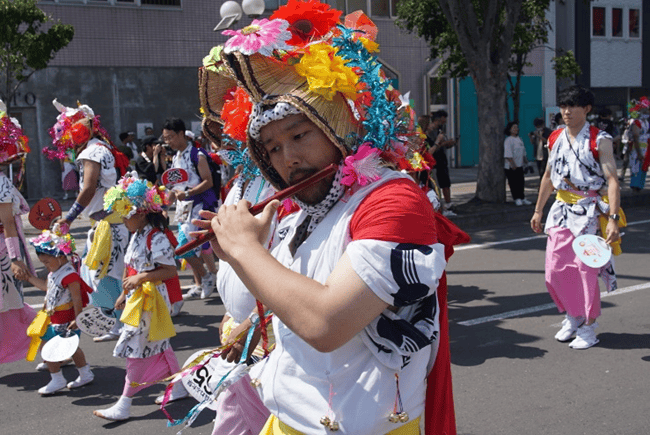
xmin=93 ymin=173 xmax=187 ymax=421
xmin=44 ymin=99 xmax=130 ymax=343
xmin=25 ymin=229 xmax=94 ymax=395
xmin=0 ymin=99 xmax=37 ymax=364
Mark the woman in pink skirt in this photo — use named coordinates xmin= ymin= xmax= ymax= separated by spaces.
xmin=0 ymin=99 xmax=37 ymax=364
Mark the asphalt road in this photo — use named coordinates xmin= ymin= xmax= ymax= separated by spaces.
xmin=1 ymin=207 xmax=649 ymax=435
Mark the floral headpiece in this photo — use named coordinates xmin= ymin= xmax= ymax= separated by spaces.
xmin=0 ymin=99 xmax=31 ymax=164
xmin=198 ymin=0 xmax=426 ymax=190
xmin=628 ymin=96 xmax=650 ymax=119
xmin=103 ymin=172 xmax=167 ymax=218
xmin=43 ymin=99 xmax=114 ymax=160
xmin=30 ymin=227 xmax=76 ymax=257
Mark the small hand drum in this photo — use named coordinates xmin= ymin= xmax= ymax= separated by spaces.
xmin=572 ymin=234 xmax=612 ymax=268
xmin=41 ymin=332 xmax=79 ymax=362
xmin=28 ymin=198 xmax=62 ymax=230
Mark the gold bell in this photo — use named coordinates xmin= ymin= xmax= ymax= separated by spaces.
xmin=388 ymin=413 xmax=400 ymax=423
xmin=249 ymin=378 xmax=261 ymax=388
xmin=328 ymin=421 xmax=339 ymax=431
xmin=320 ymin=416 xmax=331 ymax=427
xmin=398 ymin=412 xmax=409 ymax=423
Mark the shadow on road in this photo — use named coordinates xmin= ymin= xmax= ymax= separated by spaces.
xmin=596 ymin=332 xmax=650 ymax=350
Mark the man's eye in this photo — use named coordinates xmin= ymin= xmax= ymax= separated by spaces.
xmin=295 ymin=131 xmax=307 ymax=140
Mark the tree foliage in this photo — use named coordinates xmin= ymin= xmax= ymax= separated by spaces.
xmin=0 ymin=0 xmax=74 ymax=110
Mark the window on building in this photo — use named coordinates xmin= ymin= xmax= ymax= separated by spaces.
xmin=265 ymin=0 xmax=288 ymax=10
xmin=336 ymin=0 xmax=400 ymax=17
xmin=629 ymin=9 xmax=640 ymax=38
xmin=592 ymin=7 xmax=606 ymax=37
xmin=612 ymin=8 xmax=622 ymax=37
xmin=429 ymin=77 xmax=448 ymax=106
xmin=371 ymin=0 xmax=389 ymax=17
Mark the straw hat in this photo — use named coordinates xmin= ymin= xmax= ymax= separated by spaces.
xmin=199 ymin=0 xmax=426 ymax=190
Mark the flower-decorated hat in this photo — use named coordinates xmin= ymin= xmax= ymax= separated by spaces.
xmin=103 ymin=172 xmax=168 ymax=218
xmin=628 ymin=96 xmax=650 ymax=119
xmin=0 ymin=99 xmax=31 ymax=164
xmin=198 ymin=0 xmax=426 ymax=190
xmin=43 ymin=99 xmax=114 ymax=160
xmin=30 ymin=227 xmax=76 ymax=257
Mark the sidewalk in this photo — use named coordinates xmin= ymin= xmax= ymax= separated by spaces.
xmin=445 ymin=165 xmax=650 ymax=229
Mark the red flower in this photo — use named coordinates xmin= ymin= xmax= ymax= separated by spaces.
xmin=222 ymin=87 xmax=253 ymax=142
xmin=271 ymin=0 xmax=342 ymax=47
xmin=70 ymin=123 xmax=91 ymax=144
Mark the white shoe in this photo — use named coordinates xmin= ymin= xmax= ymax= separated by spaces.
xmin=442 ymin=209 xmax=457 ymax=217
xmin=63 ymin=193 xmax=69 ymax=200
xmin=155 ymin=382 xmax=190 ymax=405
xmin=67 ymin=365 xmax=94 ymax=389
xmin=93 ymin=333 xmax=119 ymax=343
xmin=521 ymin=198 xmax=532 ymax=205
xmin=38 ymin=372 xmax=68 ymax=395
xmin=170 ymin=300 xmax=184 ymax=317
xmin=93 ymin=396 xmax=132 ymax=421
xmin=554 ymin=315 xmax=584 ymax=342
xmin=515 ymin=199 xmax=523 ymax=206
xmin=569 ymin=322 xmax=599 ymax=349
xmin=445 ymin=202 xmax=455 ymax=210
xmin=200 ymin=273 xmax=216 ymax=299
xmin=182 ymin=285 xmax=202 ymax=300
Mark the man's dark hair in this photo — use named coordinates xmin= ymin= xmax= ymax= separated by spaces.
xmin=557 ymin=85 xmax=594 ymax=108
xmin=599 ymin=107 xmax=612 ymax=117
xmin=533 ymin=117 xmax=544 ymax=128
xmin=162 ymin=118 xmax=186 ymax=133
xmin=431 ymin=110 xmax=448 ymax=121
xmin=554 ymin=112 xmax=563 ymax=126
xmin=119 ymin=132 xmax=129 ymax=142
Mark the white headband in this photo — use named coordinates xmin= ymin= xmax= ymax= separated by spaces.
xmin=248 ymin=102 xmax=302 ymax=140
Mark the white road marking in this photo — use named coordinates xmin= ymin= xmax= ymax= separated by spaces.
xmin=457 ymin=282 xmax=650 ymax=326
xmin=455 ymin=219 xmax=650 ymax=251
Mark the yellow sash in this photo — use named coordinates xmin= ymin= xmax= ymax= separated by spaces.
xmin=84 ymin=212 xmax=122 ymax=279
xmin=259 ymin=414 xmax=421 ymax=435
xmin=25 ymin=310 xmax=50 ymax=362
xmin=120 ymin=281 xmax=176 ymax=342
xmin=555 ymin=190 xmax=626 ymax=256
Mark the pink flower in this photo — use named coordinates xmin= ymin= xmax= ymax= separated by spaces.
xmin=341 ymin=143 xmax=381 ymax=187
xmin=223 ymin=19 xmax=293 ymax=56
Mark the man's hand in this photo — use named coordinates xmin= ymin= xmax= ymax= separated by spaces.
xmin=153 ymin=144 xmax=163 ymax=156
xmin=176 ymin=191 xmax=187 ymax=201
xmin=194 ymin=200 xmax=279 ymax=263
xmin=605 ymin=219 xmax=621 ymax=245
xmin=530 ymin=211 xmax=543 ymax=233
xmin=53 ymin=218 xmax=72 ymax=229
xmin=221 ymin=321 xmax=261 ymax=363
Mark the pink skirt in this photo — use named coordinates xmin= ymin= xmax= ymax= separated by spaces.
xmin=123 ymin=348 xmax=181 ymax=396
xmin=212 ymin=373 xmax=271 ymax=435
xmin=545 ymin=227 xmax=601 ymax=319
xmin=0 ymin=303 xmax=37 ymax=364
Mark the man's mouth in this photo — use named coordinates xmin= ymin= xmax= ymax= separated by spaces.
xmin=288 ymin=169 xmax=317 ymax=185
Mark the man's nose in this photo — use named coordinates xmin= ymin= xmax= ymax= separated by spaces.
xmin=282 ymin=143 xmax=302 ymax=166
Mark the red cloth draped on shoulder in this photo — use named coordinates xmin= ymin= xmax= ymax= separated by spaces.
xmin=349 ymin=178 xmax=470 ymax=435
xmin=426 ymin=213 xmax=470 ymax=435
xmin=52 ymin=272 xmax=94 ymax=324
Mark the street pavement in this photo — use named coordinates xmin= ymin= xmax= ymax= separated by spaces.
xmin=1 ymin=168 xmax=649 ymax=435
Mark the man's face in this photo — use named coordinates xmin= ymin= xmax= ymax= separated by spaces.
xmin=162 ymin=129 xmax=186 ymax=151
xmin=259 ymin=114 xmax=342 ymax=205
xmin=560 ymin=105 xmax=591 ymax=129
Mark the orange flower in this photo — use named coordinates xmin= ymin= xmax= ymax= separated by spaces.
xmin=222 ymin=88 xmax=253 ymax=142
xmin=271 ymin=0 xmax=342 ymax=47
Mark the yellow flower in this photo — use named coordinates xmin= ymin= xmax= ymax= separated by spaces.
xmin=359 ymin=37 xmax=379 ymax=53
xmin=410 ymin=152 xmax=426 ymax=170
xmin=294 ymin=43 xmax=359 ymax=101
xmin=113 ymin=198 xmax=135 ymax=218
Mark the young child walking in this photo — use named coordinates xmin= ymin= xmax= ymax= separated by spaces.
xmin=26 ymin=229 xmax=94 ymax=395
xmin=94 ymin=174 xmax=187 ymax=421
